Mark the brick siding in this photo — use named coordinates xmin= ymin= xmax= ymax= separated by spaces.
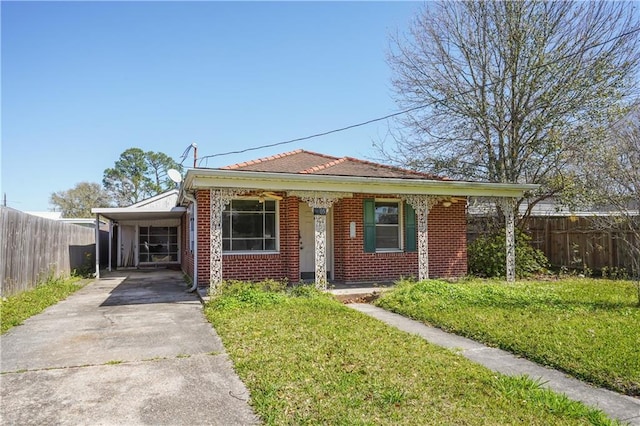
xmin=185 ymin=190 xmax=467 ymax=287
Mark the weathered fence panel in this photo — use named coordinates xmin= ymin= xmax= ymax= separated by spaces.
xmin=526 ymin=217 xmax=637 ymax=272
xmin=468 ymin=216 xmax=638 ymax=274
xmin=0 ymin=207 xmax=95 ymax=296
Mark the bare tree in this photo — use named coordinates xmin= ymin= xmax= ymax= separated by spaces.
xmin=50 ymin=182 xmax=112 ymax=217
xmin=379 ymin=1 xmax=640 ymax=223
xmin=577 ymin=106 xmax=640 ymax=304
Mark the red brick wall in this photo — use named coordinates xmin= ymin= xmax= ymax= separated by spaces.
xmin=333 ymin=194 xmax=467 ymax=282
xmin=190 ymin=190 xmax=467 ymax=287
xmin=196 ymin=190 xmax=211 ymax=286
xmin=187 ymin=190 xmax=298 ymax=286
xmin=428 ymin=199 xmax=468 ymax=277
xmin=221 ymin=192 xmax=298 ymax=282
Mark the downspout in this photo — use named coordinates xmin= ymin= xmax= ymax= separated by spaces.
xmin=183 ymin=192 xmax=198 ymax=292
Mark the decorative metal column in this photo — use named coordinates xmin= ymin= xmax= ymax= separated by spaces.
xmin=498 ymin=198 xmax=517 ymax=283
xmin=209 ymin=188 xmax=245 ymax=293
xmin=293 ymin=191 xmax=346 ymax=289
xmin=404 ymin=195 xmax=441 ymax=281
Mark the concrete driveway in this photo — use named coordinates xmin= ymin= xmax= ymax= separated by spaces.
xmin=0 ymin=270 xmax=258 ymax=425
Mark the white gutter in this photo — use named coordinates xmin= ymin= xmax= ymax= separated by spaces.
xmin=182 ymin=191 xmax=198 ymax=292
xmin=184 ymin=169 xmax=538 ymax=198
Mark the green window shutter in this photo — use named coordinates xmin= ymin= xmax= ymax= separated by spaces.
xmin=404 ymin=202 xmax=417 ymax=252
xmin=363 ymin=198 xmax=376 ymax=253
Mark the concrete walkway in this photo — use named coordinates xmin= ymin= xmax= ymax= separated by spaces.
xmin=1 ymin=270 xmax=258 ymax=425
xmin=348 ymin=303 xmax=640 ymax=425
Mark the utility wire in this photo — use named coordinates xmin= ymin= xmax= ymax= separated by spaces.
xmin=197 ymin=25 xmax=640 ymax=167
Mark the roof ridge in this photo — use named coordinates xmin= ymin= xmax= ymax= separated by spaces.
xmin=300 ymin=157 xmax=347 ymax=174
xmin=341 ymin=156 xmax=445 ymax=180
xmin=221 ymin=149 xmax=303 ymax=170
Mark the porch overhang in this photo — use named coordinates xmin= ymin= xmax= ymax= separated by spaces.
xmin=181 ymin=169 xmax=538 ymax=198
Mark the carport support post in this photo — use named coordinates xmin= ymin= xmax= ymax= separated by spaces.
xmin=500 ymin=198 xmax=517 ymax=283
xmin=95 ymin=214 xmax=100 ymax=279
xmin=404 ymin=195 xmax=439 ymax=281
xmin=108 ymin=221 xmax=113 ymax=272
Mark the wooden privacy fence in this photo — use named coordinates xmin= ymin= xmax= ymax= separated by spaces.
xmin=0 ymin=207 xmax=95 ymax=297
xmin=525 ymin=216 xmax=637 ymax=273
xmin=469 ymin=216 xmax=638 ymax=273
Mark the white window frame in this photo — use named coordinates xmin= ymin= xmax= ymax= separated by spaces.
xmin=222 ymin=197 xmax=280 ymax=254
xmin=375 ymin=198 xmax=403 ymax=252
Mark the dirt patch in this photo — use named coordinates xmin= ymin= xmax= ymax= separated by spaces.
xmin=335 ymin=292 xmax=381 ymax=304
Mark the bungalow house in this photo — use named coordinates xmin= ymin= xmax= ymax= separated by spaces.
xmin=92 ymin=149 xmax=537 ymax=290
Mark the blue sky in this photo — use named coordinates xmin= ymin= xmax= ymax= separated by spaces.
xmin=1 ymin=1 xmax=421 ymax=212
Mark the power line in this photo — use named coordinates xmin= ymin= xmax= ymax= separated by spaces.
xmin=197 ymin=25 xmax=640 ymax=167
xmin=198 ymin=105 xmax=427 ymax=165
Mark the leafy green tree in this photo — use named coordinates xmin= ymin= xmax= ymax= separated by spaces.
xmin=103 ymin=148 xmax=182 ymax=206
xmin=49 ymin=182 xmax=112 ymax=217
xmin=379 ymin=1 xmax=639 ymax=223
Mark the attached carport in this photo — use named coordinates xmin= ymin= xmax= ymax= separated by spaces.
xmin=91 ymin=190 xmax=186 ymax=278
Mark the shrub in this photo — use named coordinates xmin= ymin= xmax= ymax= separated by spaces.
xmin=468 ymin=229 xmax=549 ymax=278
xmin=209 ymin=279 xmax=289 ymax=310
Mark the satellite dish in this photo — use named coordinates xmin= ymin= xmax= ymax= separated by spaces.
xmin=167 ymin=169 xmax=182 ymax=183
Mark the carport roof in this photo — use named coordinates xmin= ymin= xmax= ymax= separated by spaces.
xmin=91 ymin=207 xmax=186 ymax=221
xmin=91 ymin=190 xmax=186 ymax=221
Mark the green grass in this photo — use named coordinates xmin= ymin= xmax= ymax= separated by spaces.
xmin=205 ymin=282 xmax=616 ymax=425
xmin=376 ymin=278 xmax=640 ymax=396
xmin=0 ymin=276 xmax=89 ymax=334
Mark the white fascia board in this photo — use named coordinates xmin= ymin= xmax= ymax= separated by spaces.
xmin=91 ymin=207 xmax=186 ymax=221
xmin=91 ymin=207 xmax=185 ymax=214
xmin=184 ymin=170 xmax=538 ymax=198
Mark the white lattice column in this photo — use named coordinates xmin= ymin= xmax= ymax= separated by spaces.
xmin=209 ymin=188 xmax=245 ymax=293
xmin=294 ymin=191 xmax=345 ymax=289
xmin=404 ymin=195 xmax=441 ymax=281
xmin=498 ymin=198 xmax=517 ymax=282
xmin=313 ymin=214 xmax=328 ymax=288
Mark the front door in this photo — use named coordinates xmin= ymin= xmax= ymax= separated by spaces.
xmin=298 ymin=202 xmax=333 ymax=281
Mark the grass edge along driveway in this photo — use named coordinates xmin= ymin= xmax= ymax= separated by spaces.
xmin=205 ymin=282 xmax=617 ymax=425
xmin=1 ymin=276 xmax=89 ymax=334
xmin=376 ymin=278 xmax=639 ymax=397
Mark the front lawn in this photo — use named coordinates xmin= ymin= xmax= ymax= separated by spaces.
xmin=205 ymin=282 xmax=615 ymax=425
xmin=0 ymin=276 xmax=89 ymax=334
xmin=376 ymin=278 xmax=640 ymax=396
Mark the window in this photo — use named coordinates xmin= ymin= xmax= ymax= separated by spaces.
xmin=375 ymin=201 xmax=400 ymax=249
xmin=223 ymin=199 xmax=277 ymax=252
xmin=139 ymin=226 xmax=179 ymax=262
xmin=364 ymin=199 xmax=416 ymax=253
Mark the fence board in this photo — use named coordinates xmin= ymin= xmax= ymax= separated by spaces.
xmin=468 ymin=216 xmax=638 ymax=274
xmin=0 ymin=207 xmax=95 ymax=296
